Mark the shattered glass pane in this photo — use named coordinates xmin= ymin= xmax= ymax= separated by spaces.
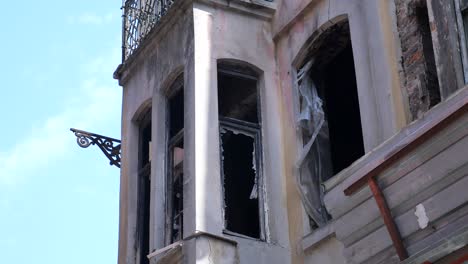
xmin=221 ymin=129 xmax=260 ymax=239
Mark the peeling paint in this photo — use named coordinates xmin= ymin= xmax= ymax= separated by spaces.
xmin=415 ymin=203 xmax=429 ymax=229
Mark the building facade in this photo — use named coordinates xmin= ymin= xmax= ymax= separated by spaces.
xmin=113 ymin=0 xmax=468 ymax=263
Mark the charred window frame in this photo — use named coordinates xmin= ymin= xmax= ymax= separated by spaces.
xmin=137 ymin=111 xmax=151 ymax=264
xmin=455 ymin=0 xmax=468 ymax=82
xmin=165 ymin=77 xmax=184 ymax=245
xmin=218 ymin=66 xmax=266 ymax=241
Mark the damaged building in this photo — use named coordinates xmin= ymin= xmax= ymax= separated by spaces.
xmin=113 ymin=0 xmax=468 ymax=263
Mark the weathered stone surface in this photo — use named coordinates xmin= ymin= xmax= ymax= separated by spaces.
xmin=115 ymin=0 xmax=468 ymax=263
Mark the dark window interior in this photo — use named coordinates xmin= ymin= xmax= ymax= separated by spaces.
xmin=221 ymin=130 xmax=259 ymax=238
xmin=137 ymin=113 xmax=151 ymax=264
xmin=169 ymin=88 xmax=184 ymax=138
xmin=169 ymin=140 xmax=183 ymax=243
xmin=218 ymin=68 xmax=261 ymax=239
xmin=218 ymin=71 xmax=259 ymax=124
xmin=167 ymin=85 xmax=184 ymax=243
xmin=311 ymin=42 xmax=365 ymax=177
xmin=139 ymin=119 xmax=151 ymax=169
xmin=415 ymin=2 xmax=441 ymax=107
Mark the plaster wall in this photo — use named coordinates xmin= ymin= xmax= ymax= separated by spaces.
xmin=273 ymin=0 xmax=407 ymax=263
xmin=232 ymin=236 xmax=289 ymax=264
xmin=194 ymin=236 xmax=237 ymax=264
xmin=115 ymin=1 xmax=467 ymax=264
xmin=118 ymin=2 xmax=194 ymax=263
xmin=303 ymin=237 xmax=346 ymax=264
xmin=119 ymin=1 xmax=292 ymax=263
xmin=189 ymin=1 xmax=291 ymax=262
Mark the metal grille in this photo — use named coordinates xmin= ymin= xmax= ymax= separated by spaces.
xmin=122 ymin=0 xmax=175 ymax=60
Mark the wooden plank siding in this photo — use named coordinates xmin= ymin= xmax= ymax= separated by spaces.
xmin=323 ymin=87 xmax=468 ymax=263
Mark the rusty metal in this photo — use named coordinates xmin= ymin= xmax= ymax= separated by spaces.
xmin=451 ymin=254 xmax=468 ymax=264
xmin=122 ymin=0 xmax=175 ymax=61
xmin=368 ymin=177 xmax=408 ymax=261
xmin=70 ymin=128 xmax=121 ymax=168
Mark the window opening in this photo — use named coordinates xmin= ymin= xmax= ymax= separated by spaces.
xmin=313 ymin=44 xmax=365 ymax=176
xmin=218 ymin=70 xmax=259 ymax=123
xmin=296 ymin=20 xmax=364 ymax=228
xmin=415 ymin=1 xmax=441 ymax=108
xmin=166 ymin=80 xmax=184 ymax=244
xmin=218 ymin=66 xmax=264 ymax=240
xmin=137 ymin=112 xmax=151 ymax=264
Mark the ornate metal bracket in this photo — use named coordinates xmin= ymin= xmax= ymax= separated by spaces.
xmin=70 ymin=128 xmax=121 ymax=168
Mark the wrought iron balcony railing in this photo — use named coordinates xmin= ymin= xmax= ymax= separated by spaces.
xmin=122 ymin=0 xmax=175 ymax=61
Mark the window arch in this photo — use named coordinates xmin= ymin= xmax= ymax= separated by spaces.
xmin=217 ymin=59 xmax=266 ymax=240
xmin=133 ymin=104 xmax=151 ymax=264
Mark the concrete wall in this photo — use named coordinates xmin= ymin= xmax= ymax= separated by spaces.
xmin=115 ymin=0 xmax=468 ymax=263
xmin=272 ymin=0 xmax=408 ymax=263
xmin=118 ymin=0 xmax=290 ymax=263
xmin=117 ymin=1 xmax=194 ymax=263
xmin=303 ymin=237 xmax=347 ymax=264
xmin=189 ymin=1 xmax=291 ymax=262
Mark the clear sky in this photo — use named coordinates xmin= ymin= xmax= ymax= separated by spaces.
xmin=0 ymin=1 xmax=122 ymax=263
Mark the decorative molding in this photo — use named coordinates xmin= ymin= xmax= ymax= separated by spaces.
xmin=70 ymin=128 xmax=121 ymax=168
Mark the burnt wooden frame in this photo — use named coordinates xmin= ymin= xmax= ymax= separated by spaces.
xmin=136 ymin=110 xmax=152 ymax=264
xmin=219 ymin=117 xmax=266 ymax=241
xmin=164 ymin=77 xmax=184 ymax=245
xmin=217 ymin=64 xmax=267 ymax=241
xmin=165 ymin=129 xmax=184 ymax=244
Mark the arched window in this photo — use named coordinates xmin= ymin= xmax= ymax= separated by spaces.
xmin=296 ymin=18 xmax=365 ymax=228
xmin=165 ymin=75 xmax=184 ymax=244
xmin=217 ymin=61 xmax=265 ymax=240
xmin=136 ymin=107 xmax=151 ymax=264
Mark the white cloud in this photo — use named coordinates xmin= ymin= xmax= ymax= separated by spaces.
xmin=81 ymin=48 xmax=120 ymax=75
xmin=0 ymin=50 xmax=121 ymax=186
xmin=68 ymin=12 xmax=117 ymax=26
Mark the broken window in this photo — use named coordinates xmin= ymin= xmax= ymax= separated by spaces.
xmin=166 ymin=77 xmax=184 ymax=244
xmin=137 ymin=110 xmax=151 ymax=264
xmin=414 ymin=1 xmax=441 ymax=107
xmin=296 ymin=20 xmax=365 ymax=228
xmin=455 ymin=0 xmax=468 ymax=82
xmin=218 ymin=65 xmax=265 ymax=240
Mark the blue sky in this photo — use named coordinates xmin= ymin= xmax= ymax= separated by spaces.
xmin=0 ymin=1 xmax=122 ymax=263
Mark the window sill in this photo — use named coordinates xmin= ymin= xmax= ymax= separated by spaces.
xmin=147 ymin=240 xmax=183 ymax=262
xmin=223 ymin=229 xmax=265 ymax=242
xmin=301 ymin=223 xmax=335 ymax=251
